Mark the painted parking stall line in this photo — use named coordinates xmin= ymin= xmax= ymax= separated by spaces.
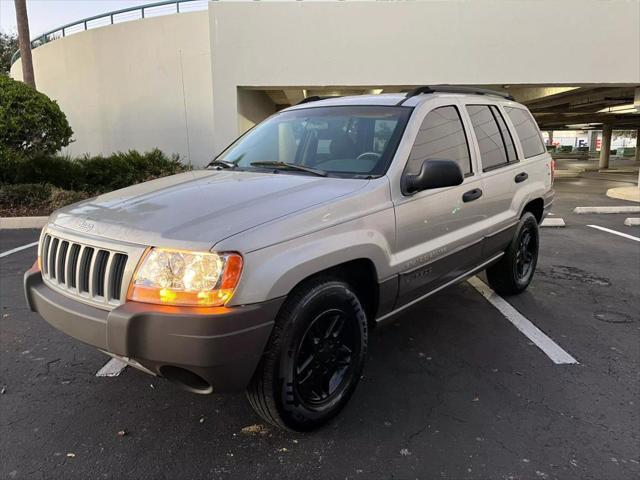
xmin=467 ymin=276 xmax=578 ymax=365
xmin=587 ymin=225 xmax=640 ymax=242
xmin=96 ymin=358 xmax=128 ymax=377
xmin=0 ymin=242 xmax=39 ymax=259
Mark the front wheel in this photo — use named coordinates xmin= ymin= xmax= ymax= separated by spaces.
xmin=246 ymin=277 xmax=368 ymax=431
xmin=486 ymin=212 xmax=539 ymax=295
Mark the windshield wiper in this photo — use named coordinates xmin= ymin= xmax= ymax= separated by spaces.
xmin=250 ymin=161 xmax=327 ymax=177
xmin=206 ymin=159 xmax=237 ymax=169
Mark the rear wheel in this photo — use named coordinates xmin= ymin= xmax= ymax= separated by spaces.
xmin=486 ymin=212 xmax=539 ymax=295
xmin=246 ymin=277 xmax=367 ymax=431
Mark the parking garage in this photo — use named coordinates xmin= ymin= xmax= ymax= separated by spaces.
xmin=3 ymin=1 xmax=640 ymax=479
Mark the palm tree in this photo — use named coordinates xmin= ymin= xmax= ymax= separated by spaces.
xmin=14 ymin=0 xmax=35 ymax=88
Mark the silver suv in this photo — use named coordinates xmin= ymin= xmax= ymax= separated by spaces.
xmin=25 ymin=86 xmax=554 ymax=431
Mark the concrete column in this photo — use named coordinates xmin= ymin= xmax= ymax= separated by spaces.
xmin=547 ymin=130 xmax=554 ymax=147
xmin=599 ymin=124 xmax=612 ymax=170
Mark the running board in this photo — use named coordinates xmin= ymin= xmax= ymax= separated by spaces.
xmin=375 ymin=252 xmax=504 ymax=324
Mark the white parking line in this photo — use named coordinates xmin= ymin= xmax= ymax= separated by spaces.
xmin=467 ymin=276 xmax=578 ymax=365
xmin=587 ymin=225 xmax=640 ymax=242
xmin=96 ymin=358 xmax=128 ymax=377
xmin=0 ymin=242 xmax=39 ymax=259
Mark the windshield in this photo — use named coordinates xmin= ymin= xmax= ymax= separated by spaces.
xmin=216 ymin=105 xmax=412 ymax=178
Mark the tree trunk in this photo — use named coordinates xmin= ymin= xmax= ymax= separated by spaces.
xmin=14 ymin=0 xmax=36 ymax=88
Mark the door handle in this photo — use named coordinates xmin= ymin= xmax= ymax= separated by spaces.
xmin=462 ymin=188 xmax=483 ymax=203
xmin=514 ymin=172 xmax=529 ymax=183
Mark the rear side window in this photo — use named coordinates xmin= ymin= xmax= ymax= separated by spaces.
xmin=406 ymin=106 xmax=472 ymax=175
xmin=492 ymin=106 xmax=518 ymax=162
xmin=466 ymin=105 xmax=512 ymax=170
xmin=504 ymin=106 xmax=546 ymax=158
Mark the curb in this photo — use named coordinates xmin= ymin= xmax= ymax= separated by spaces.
xmin=606 ymin=186 xmax=640 ymax=203
xmin=541 ymin=218 xmax=565 ymax=228
xmin=573 ymin=206 xmax=640 ymax=214
xmin=0 ymin=217 xmax=48 ymax=229
xmin=554 ymin=170 xmax=581 ymax=178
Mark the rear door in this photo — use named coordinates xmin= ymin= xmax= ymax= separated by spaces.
xmin=463 ymin=103 xmax=521 ymax=258
xmin=392 ymin=100 xmax=486 ymax=306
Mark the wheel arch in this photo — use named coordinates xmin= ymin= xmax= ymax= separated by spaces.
xmin=231 ymin=234 xmax=392 ymax=325
xmin=286 ymin=258 xmax=380 ymax=327
xmin=521 ymin=197 xmax=544 ymax=223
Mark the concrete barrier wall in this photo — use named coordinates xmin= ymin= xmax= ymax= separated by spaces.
xmin=210 ymin=0 xmax=640 ymax=152
xmin=11 ymin=1 xmax=640 ymax=162
xmin=11 ymin=11 xmax=214 ymax=166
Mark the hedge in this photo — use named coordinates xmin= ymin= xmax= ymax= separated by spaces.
xmin=0 ymin=183 xmax=91 ymax=217
xmin=0 ymin=148 xmax=188 ymax=194
xmin=0 ymin=149 xmax=190 ymax=216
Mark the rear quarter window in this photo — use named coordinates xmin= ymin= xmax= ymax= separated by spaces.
xmin=504 ymin=107 xmax=546 ymax=158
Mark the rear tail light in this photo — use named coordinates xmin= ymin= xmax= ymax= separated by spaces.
xmin=550 ymin=159 xmax=556 ymax=184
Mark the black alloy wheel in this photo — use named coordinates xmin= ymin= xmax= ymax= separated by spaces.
xmin=246 ymin=277 xmax=367 ymax=431
xmin=293 ymin=308 xmax=357 ymax=408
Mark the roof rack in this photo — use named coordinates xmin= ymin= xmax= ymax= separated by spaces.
xmin=396 ymin=85 xmax=514 ymax=105
xmin=296 ymin=95 xmax=341 ymax=105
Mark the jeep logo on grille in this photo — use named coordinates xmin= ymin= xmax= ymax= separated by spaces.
xmin=77 ymin=219 xmax=95 ymax=232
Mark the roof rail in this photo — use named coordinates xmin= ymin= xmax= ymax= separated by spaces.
xmin=396 ymin=85 xmax=514 ymax=106
xmin=296 ymin=95 xmax=343 ymax=105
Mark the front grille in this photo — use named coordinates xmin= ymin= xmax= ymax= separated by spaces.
xmin=41 ymin=233 xmax=129 ymax=305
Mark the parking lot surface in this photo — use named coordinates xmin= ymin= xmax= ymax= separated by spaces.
xmin=1 ymin=173 xmax=639 ymax=480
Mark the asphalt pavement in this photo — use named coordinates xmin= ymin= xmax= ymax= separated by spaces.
xmin=1 ymin=172 xmax=638 ymax=480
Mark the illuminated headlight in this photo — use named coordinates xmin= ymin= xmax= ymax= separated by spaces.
xmin=127 ymin=248 xmax=243 ymax=307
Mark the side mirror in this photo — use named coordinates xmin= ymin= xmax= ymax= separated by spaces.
xmin=402 ymin=159 xmax=464 ymax=195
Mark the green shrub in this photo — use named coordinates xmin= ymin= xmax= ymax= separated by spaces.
xmin=48 ymin=187 xmax=92 ymax=211
xmin=0 ymin=148 xmax=187 ymax=194
xmin=0 ymin=75 xmax=73 ymax=157
xmin=0 ymin=182 xmax=91 ymax=216
xmin=0 ymin=183 xmax=52 ymax=208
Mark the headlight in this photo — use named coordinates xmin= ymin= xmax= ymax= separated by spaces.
xmin=127 ymin=248 xmax=243 ymax=307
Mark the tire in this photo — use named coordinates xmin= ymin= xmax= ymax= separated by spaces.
xmin=486 ymin=212 xmax=539 ymax=296
xmin=246 ymin=277 xmax=368 ymax=431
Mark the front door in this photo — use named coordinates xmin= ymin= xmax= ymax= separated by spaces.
xmin=393 ymin=101 xmax=486 ymax=307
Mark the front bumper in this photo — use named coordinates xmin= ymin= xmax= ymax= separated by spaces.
xmin=24 ymin=268 xmax=283 ymax=392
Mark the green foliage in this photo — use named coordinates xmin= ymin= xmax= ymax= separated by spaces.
xmin=0 ymin=182 xmax=52 ymax=207
xmin=48 ymin=187 xmax=92 ymax=211
xmin=0 ymin=75 xmax=74 ymax=157
xmin=0 ymin=149 xmax=187 ymax=194
xmin=0 ymin=182 xmax=91 ymax=217
xmin=74 ymin=149 xmax=187 ymax=193
xmin=0 ymin=31 xmax=18 ymax=76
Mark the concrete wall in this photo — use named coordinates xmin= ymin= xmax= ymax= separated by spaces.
xmin=11 ymin=11 xmax=214 ymax=166
xmin=210 ymin=0 xmax=640 ymax=152
xmin=11 ymin=1 xmax=639 ymax=161
xmin=237 ymin=89 xmax=277 ymax=139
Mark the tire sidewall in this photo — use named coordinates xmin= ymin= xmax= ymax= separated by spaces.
xmin=275 ymin=281 xmax=367 ymax=429
xmin=511 ymin=213 xmax=539 ymax=289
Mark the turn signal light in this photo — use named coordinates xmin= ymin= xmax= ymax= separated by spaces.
xmin=127 ymin=248 xmax=243 ymax=307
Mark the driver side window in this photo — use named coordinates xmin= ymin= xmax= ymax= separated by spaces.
xmin=406 ymin=106 xmax=472 ymax=176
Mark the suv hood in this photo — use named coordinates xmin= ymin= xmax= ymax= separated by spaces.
xmin=50 ymin=170 xmax=368 ymax=250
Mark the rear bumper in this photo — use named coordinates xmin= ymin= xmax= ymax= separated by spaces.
xmin=24 ymin=268 xmax=283 ymax=392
